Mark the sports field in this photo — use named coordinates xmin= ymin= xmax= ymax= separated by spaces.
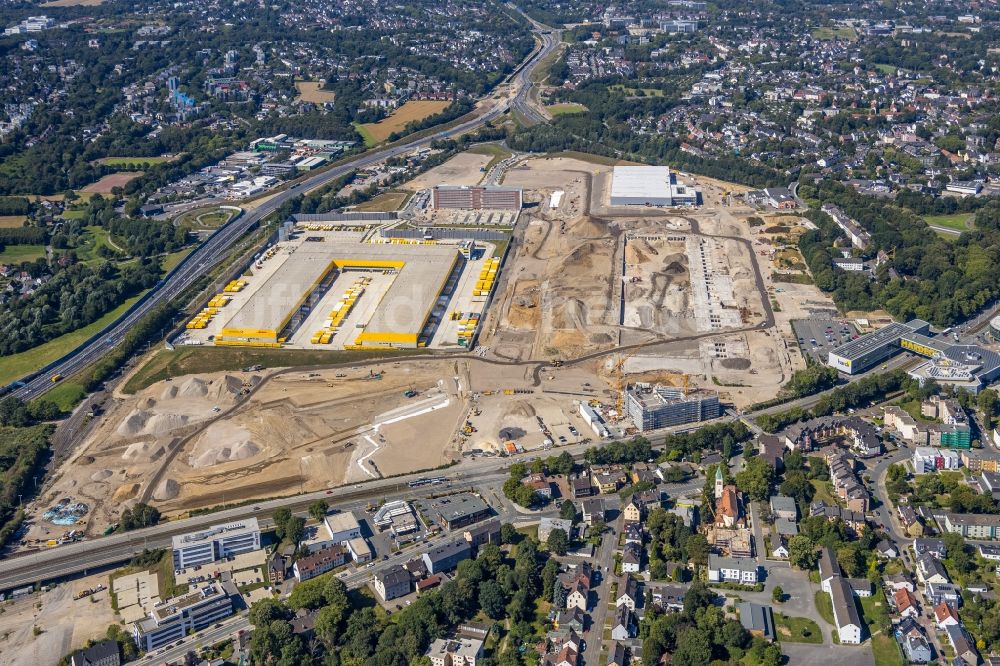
xmin=81 ymin=172 xmax=145 ymax=194
xmin=923 ymin=212 xmax=974 ymax=232
xmin=97 ymin=156 xmax=173 ymax=167
xmin=357 ymin=100 xmax=451 ymax=145
xmin=547 ymin=103 xmax=588 ymax=116
xmin=295 ymin=81 xmax=336 ymax=104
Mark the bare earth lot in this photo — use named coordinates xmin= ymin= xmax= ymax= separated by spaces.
xmin=80 ymin=172 xmax=144 ymax=194
xmin=360 ymin=100 xmax=451 ymax=143
xmin=404 ymin=151 xmax=492 ymax=189
xmin=295 ymin=81 xmax=336 ymax=104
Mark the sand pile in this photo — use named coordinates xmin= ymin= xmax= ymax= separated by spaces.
xmin=145 ymin=413 xmax=189 ymax=435
xmin=161 ymin=384 xmax=179 ymax=400
xmin=90 ymin=469 xmax=113 ymax=482
xmin=113 ymin=483 xmax=139 ymax=501
xmin=153 ymin=479 xmax=180 ymax=501
xmin=178 ymin=376 xmax=210 ymax=398
xmin=188 ymin=423 xmax=260 ymax=468
xmin=122 ymin=441 xmax=164 ymax=462
xmin=117 ymin=410 xmax=152 ymax=437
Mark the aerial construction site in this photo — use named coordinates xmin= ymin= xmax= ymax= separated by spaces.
xmin=19 ymin=149 xmax=840 ymax=547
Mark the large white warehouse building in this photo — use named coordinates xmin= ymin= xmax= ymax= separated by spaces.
xmin=609 ymin=166 xmax=700 ymax=207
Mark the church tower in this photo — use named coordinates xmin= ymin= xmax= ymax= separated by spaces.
xmin=714 ymin=465 xmax=724 ymax=500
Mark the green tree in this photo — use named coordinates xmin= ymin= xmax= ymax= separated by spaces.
xmin=248 ymin=597 xmax=289 ymax=627
xmin=673 ymin=626 xmax=712 ymax=666
xmin=735 ymin=457 xmax=774 ymax=502
xmin=559 ymin=500 xmax=577 ymax=522
xmin=788 ymin=535 xmax=817 ymax=569
xmin=273 ymin=507 xmax=292 ymax=540
xmin=547 ymin=528 xmax=569 ymax=555
xmin=479 ymin=579 xmax=507 ymax=619
xmin=500 ymin=523 xmax=518 ymax=544
xmin=286 ymin=516 xmax=306 ymax=547
xmin=685 ymin=534 xmax=709 ymax=566
xmin=308 ymin=500 xmax=329 ymax=522
xmin=772 ymin=585 xmax=784 ymax=603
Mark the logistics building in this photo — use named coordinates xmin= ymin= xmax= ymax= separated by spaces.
xmin=625 ymin=384 xmax=720 ymax=431
xmin=214 ymin=241 xmax=461 ymax=349
xmin=431 ymin=186 xmax=522 ymax=210
xmin=609 ymin=166 xmax=699 ymax=207
xmin=827 ymin=319 xmax=930 ymax=374
xmin=171 ymin=518 xmax=261 ymax=572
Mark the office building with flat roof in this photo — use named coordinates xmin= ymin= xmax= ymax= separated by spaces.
xmin=171 ymin=518 xmax=260 ymax=571
xmin=431 ymin=186 xmax=522 ymax=210
xmin=626 ymin=384 xmax=720 ymax=431
xmin=421 ymin=493 xmax=492 ymax=530
xmin=827 ymin=319 xmax=930 ymax=374
xmin=132 ymin=584 xmax=234 ymax=652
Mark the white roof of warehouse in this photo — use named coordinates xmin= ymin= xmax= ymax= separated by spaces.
xmin=610 ymin=166 xmax=673 ymax=199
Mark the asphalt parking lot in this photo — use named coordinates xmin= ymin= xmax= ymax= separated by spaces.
xmin=792 ymin=319 xmax=858 ymax=364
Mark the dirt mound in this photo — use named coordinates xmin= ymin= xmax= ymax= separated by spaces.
xmin=190 ymin=441 xmax=261 ymax=468
xmin=78 ymin=455 xmax=95 ymax=465
xmin=117 ymin=410 xmax=151 ymax=437
xmin=178 ymin=377 xmax=209 ymax=398
xmin=112 ymin=483 xmax=139 ymax=502
xmin=161 ymin=384 xmax=179 ymax=400
xmin=153 ymin=478 xmax=180 ymax=501
xmin=563 ymin=245 xmax=594 ymax=270
xmin=503 ymin=401 xmax=537 ymax=420
xmin=90 ymin=469 xmax=113 ymax=482
xmin=221 ymin=374 xmax=244 ymax=395
xmin=720 ymin=358 xmax=752 ymax=370
xmin=552 ymin=298 xmax=588 ymax=330
xmin=568 ymin=215 xmax=604 ymax=237
xmin=145 ymin=413 xmax=190 ymax=435
xmin=122 ymin=441 xmax=164 ymax=462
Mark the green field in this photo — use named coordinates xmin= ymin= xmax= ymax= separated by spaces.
xmin=860 ymin=593 xmax=903 ymax=666
xmin=76 ymin=225 xmax=125 ymax=263
xmin=774 ymin=613 xmax=823 ymax=644
xmin=923 ymin=213 xmax=973 ymax=232
xmin=810 ymin=479 xmax=840 ymax=506
xmin=98 ymin=156 xmax=173 ymax=167
xmin=547 ymin=103 xmax=588 ymax=116
xmin=0 ymin=244 xmax=46 ymax=263
xmin=60 ymin=208 xmax=87 ymax=220
xmin=352 ymin=122 xmax=379 ymax=148
xmin=353 ymin=191 xmax=412 ymax=212
xmin=814 ymin=591 xmax=835 ymax=626
xmin=161 ymin=248 xmax=193 ymax=273
xmin=874 ymin=63 xmax=898 ymax=75
xmin=0 ymin=292 xmax=145 ymax=387
xmin=609 ymin=84 xmax=664 ymax=97
xmin=812 ymin=26 xmax=857 ymax=40
xmin=178 ymin=207 xmax=236 ymax=231
xmin=39 ymin=380 xmax=87 ymax=412
xmin=123 ymin=346 xmax=429 ymax=394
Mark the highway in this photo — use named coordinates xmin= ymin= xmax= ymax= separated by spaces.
xmin=6 ymin=12 xmax=560 ymax=403
xmin=508 ymin=7 xmax=561 ymax=124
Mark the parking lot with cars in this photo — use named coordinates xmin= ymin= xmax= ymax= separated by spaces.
xmin=791 ymin=318 xmax=858 ymax=364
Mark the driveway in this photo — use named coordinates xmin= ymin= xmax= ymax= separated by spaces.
xmin=782 ymin=642 xmax=874 ymax=666
xmin=725 ymin=567 xmax=830 ymax=644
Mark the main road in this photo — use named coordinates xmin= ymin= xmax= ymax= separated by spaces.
xmin=7 ymin=11 xmax=562 ymax=403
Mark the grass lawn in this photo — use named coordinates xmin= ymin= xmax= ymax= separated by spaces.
xmin=76 ymin=225 xmax=125 ymax=263
xmin=774 ymin=613 xmax=823 ymax=644
xmin=515 ymin=524 xmax=539 ymax=542
xmin=871 ymin=635 xmax=904 ymax=666
xmin=814 ymin=591 xmax=835 ymax=626
xmin=0 ymin=292 xmax=145 ymax=387
xmin=923 ymin=213 xmax=974 ymax=232
xmin=353 ymin=191 xmax=411 ymax=212
xmin=0 ymin=244 xmax=46 ymax=263
xmin=810 ymin=479 xmax=840 ymax=506
xmin=859 ymin=591 xmax=903 ymax=664
xmin=161 ymin=248 xmax=193 ymax=272
xmin=178 ymin=207 xmax=236 ymax=230
xmin=812 ymin=26 xmax=857 ymax=40
xmin=353 ymin=122 xmax=379 ymax=148
xmin=37 ymin=380 xmax=87 ymax=412
xmin=122 ymin=346 xmax=429 ymax=394
xmin=549 ymin=150 xmax=643 ymax=167
xmin=97 ymin=156 xmax=173 ymax=167
xmin=60 ymin=209 xmax=87 ymax=220
xmin=467 ymin=143 xmax=513 ymax=171
xmin=547 ymin=102 xmax=588 ymax=116
xmin=874 ymin=63 xmax=898 ymax=75
xmin=609 ymin=84 xmax=664 ymax=97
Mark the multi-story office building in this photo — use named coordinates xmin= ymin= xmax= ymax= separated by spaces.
xmin=626 ymin=384 xmax=720 ymax=431
xmin=171 ymin=518 xmax=260 ymax=571
xmin=132 ymin=584 xmax=234 ymax=652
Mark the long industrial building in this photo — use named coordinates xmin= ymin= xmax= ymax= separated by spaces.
xmin=609 ymin=166 xmax=699 ymax=207
xmin=626 ymin=384 xmax=720 ymax=431
xmin=431 ymin=185 xmax=522 ymax=210
xmin=215 ymin=241 xmax=461 ymax=349
xmin=828 ymin=319 xmax=1000 ymax=391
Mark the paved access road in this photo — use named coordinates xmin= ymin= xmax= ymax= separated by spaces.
xmin=6 ymin=10 xmax=561 ymax=403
